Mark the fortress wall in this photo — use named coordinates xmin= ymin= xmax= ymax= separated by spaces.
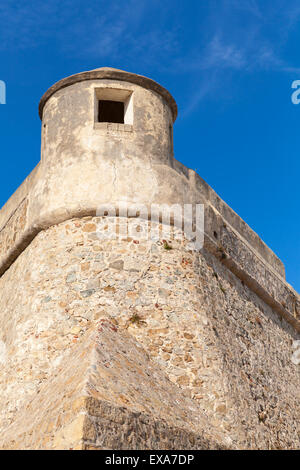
xmin=190 ymin=169 xmax=285 ymax=277
xmin=0 ymin=216 xmax=299 ymax=449
xmin=0 ymin=320 xmax=225 ymax=450
xmin=0 ymin=158 xmax=285 ymax=280
xmin=0 ymin=160 xmax=299 ymax=332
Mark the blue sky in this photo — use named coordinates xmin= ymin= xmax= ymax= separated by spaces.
xmin=0 ymin=0 xmax=299 ymax=290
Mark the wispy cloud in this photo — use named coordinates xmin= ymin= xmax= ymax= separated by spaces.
xmin=1 ymin=0 xmax=300 ymax=115
xmin=180 ymin=72 xmax=219 ymax=118
xmin=201 ymin=36 xmax=246 ymax=70
xmin=175 ymin=0 xmax=300 ymax=115
xmin=0 ymin=0 xmax=179 ymax=67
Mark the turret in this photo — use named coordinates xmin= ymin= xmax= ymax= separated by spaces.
xmin=39 ymin=67 xmax=177 ymax=168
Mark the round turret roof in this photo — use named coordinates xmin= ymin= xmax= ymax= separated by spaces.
xmin=39 ymin=67 xmax=178 ymax=122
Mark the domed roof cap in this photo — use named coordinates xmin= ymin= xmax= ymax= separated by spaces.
xmin=39 ymin=67 xmax=178 ymax=122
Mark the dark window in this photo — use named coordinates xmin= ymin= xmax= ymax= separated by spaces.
xmin=98 ymin=100 xmax=124 ymax=124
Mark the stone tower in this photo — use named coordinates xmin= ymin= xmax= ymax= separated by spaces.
xmin=0 ymin=68 xmax=299 ymax=450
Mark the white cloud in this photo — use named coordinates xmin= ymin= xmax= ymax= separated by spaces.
xmin=1 ymin=0 xmax=300 ymax=115
xmin=201 ymin=36 xmax=246 ymax=70
xmin=176 ymin=0 xmax=300 ymax=115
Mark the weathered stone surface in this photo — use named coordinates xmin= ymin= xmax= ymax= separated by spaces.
xmin=0 ymin=217 xmax=299 ymax=449
xmin=0 ymin=320 xmax=224 ymax=450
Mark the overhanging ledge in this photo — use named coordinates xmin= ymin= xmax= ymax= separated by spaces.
xmin=38 ymin=67 xmax=178 ymax=122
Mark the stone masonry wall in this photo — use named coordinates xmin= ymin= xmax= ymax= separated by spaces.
xmin=0 ymin=216 xmax=299 ymax=449
xmin=0 ymin=321 xmax=225 ymax=450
